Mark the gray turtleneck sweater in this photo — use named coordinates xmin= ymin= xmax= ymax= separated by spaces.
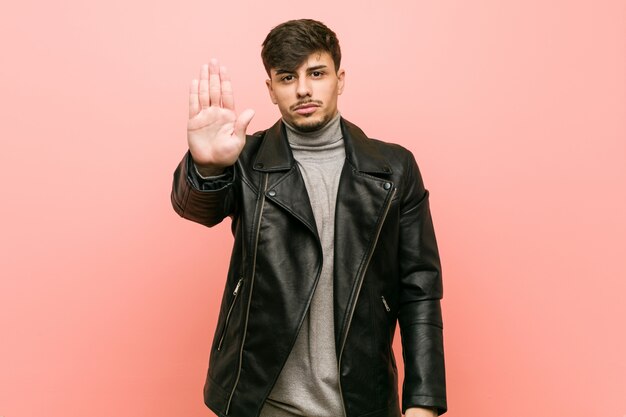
xmin=259 ymin=113 xmax=346 ymax=417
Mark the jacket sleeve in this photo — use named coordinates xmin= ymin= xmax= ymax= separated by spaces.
xmin=397 ymin=152 xmax=447 ymax=415
xmin=170 ymin=151 xmax=237 ymax=228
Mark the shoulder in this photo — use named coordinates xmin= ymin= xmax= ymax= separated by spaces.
xmin=343 ymin=119 xmax=427 ymax=206
xmin=370 ymin=137 xmax=416 ymax=165
xmin=343 ymin=118 xmax=420 ymax=176
xmin=371 ymin=138 xmax=425 ymax=196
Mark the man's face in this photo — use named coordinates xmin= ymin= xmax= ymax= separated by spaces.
xmin=266 ymin=51 xmax=345 ymax=132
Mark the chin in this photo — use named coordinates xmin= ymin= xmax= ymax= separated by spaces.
xmin=291 ymin=115 xmax=330 ymax=133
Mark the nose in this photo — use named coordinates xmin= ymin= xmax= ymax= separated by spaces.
xmin=296 ymin=77 xmax=311 ymax=98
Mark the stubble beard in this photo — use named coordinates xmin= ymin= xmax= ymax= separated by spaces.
xmin=292 ymin=116 xmax=330 ymax=133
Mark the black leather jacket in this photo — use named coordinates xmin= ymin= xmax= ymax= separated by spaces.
xmin=171 ymin=118 xmax=447 ymax=417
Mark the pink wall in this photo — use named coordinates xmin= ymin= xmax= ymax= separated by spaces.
xmin=1 ymin=0 xmax=624 ymax=416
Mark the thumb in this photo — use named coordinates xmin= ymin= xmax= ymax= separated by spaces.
xmin=234 ymin=109 xmax=255 ymax=140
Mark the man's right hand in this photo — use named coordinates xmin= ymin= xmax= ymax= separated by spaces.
xmin=187 ymin=59 xmax=255 ymax=177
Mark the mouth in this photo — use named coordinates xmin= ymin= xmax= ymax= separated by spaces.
xmin=292 ymin=101 xmax=322 ymax=115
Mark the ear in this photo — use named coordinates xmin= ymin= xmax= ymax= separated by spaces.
xmin=265 ymin=79 xmax=278 ymax=104
xmin=336 ymin=69 xmax=346 ymax=95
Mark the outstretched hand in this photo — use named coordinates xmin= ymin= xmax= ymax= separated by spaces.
xmin=187 ymin=59 xmax=255 ymax=176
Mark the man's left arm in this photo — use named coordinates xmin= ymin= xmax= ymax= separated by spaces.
xmin=397 ymin=151 xmax=447 ymax=415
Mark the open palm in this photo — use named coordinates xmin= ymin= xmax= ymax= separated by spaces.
xmin=187 ymin=59 xmax=255 ymax=175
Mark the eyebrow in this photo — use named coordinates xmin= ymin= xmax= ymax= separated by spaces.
xmin=307 ymin=65 xmax=327 ymax=72
xmin=274 ymin=69 xmax=294 ymax=75
xmin=273 ymin=64 xmax=328 ymax=76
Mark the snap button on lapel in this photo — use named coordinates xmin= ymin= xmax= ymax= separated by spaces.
xmin=255 ymin=163 xmax=264 ymax=169
xmin=267 ymin=190 xmax=276 ymax=197
xmin=383 ymin=182 xmax=392 ymax=190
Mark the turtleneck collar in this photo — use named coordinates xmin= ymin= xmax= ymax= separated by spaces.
xmin=284 ymin=112 xmax=343 ymax=148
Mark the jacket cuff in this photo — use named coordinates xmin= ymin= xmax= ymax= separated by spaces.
xmin=403 ymin=395 xmax=447 ymax=416
xmin=186 ymin=154 xmax=234 ymax=191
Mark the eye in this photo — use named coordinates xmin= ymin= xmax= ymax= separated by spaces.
xmin=280 ymin=75 xmax=295 ymax=82
xmin=311 ymin=71 xmax=325 ymax=78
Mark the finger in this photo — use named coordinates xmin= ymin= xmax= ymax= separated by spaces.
xmin=220 ymin=65 xmax=235 ymax=110
xmin=189 ymin=79 xmax=199 ymax=118
xmin=209 ymin=58 xmax=221 ymax=107
xmin=198 ymin=64 xmax=209 ymax=108
xmin=233 ymin=108 xmax=255 ymax=140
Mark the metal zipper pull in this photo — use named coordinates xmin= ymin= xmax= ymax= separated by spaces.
xmin=217 ymin=278 xmax=244 ymax=352
xmin=233 ymin=278 xmax=243 ymax=296
xmin=381 ymin=295 xmax=391 ymax=312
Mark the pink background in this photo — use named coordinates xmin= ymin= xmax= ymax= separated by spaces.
xmin=1 ymin=0 xmax=625 ymax=416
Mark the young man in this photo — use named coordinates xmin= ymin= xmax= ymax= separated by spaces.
xmin=172 ymin=19 xmax=446 ymax=417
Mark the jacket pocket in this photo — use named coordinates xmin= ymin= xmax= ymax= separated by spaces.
xmin=217 ymin=277 xmax=244 ymax=351
xmin=365 ymin=288 xmax=394 ymax=408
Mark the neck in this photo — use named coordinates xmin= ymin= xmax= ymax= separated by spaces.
xmin=284 ymin=112 xmax=343 ymax=147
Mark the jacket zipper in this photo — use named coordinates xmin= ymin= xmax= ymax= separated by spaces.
xmin=217 ymin=277 xmax=244 ymax=351
xmin=337 ymin=186 xmax=397 ymax=417
xmin=381 ymin=295 xmax=391 ymax=312
xmin=225 ymin=173 xmax=269 ymax=415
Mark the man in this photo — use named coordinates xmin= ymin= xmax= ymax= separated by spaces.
xmin=171 ymin=19 xmax=446 ymax=417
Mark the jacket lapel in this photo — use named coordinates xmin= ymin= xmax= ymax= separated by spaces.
xmin=253 ymin=120 xmax=319 ymax=240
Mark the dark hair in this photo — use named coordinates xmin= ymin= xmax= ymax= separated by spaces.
xmin=261 ymin=19 xmax=341 ymax=76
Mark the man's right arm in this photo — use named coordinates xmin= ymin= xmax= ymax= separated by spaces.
xmin=171 ymin=59 xmax=254 ymax=227
xmin=170 ymin=151 xmax=236 ymax=228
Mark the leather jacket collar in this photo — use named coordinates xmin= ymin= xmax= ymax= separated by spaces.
xmin=253 ymin=117 xmax=394 ymax=175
